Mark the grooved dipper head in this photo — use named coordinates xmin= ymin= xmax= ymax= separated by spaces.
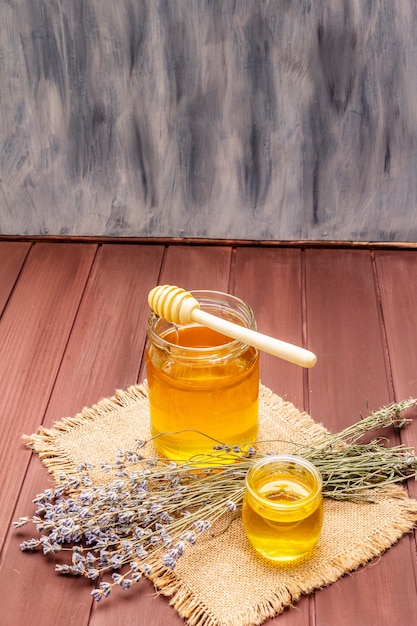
xmin=148 ymin=285 xmax=200 ymax=324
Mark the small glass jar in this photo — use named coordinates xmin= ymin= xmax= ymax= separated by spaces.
xmin=145 ymin=290 xmax=260 ymax=460
xmin=242 ymin=455 xmax=323 ymax=562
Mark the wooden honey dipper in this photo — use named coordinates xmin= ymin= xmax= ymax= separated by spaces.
xmin=148 ymin=285 xmax=317 ymax=368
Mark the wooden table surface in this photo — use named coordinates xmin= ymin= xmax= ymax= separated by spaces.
xmin=1 ymin=239 xmax=417 ymax=626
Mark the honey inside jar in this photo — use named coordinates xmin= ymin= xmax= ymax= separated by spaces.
xmin=145 ymin=291 xmax=259 ymax=461
xmin=242 ymin=455 xmax=323 ymax=562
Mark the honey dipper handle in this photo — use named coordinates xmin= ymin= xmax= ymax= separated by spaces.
xmin=191 ymin=309 xmax=317 ymax=368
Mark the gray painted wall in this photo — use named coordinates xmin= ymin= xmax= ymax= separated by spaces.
xmin=1 ymin=1 xmax=417 ymax=241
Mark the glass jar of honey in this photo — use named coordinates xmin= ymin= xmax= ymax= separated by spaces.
xmin=242 ymin=455 xmax=323 ymax=562
xmin=145 ymin=290 xmax=259 ymax=460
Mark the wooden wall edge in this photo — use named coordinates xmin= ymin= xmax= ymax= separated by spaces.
xmin=1 ymin=235 xmax=417 ymax=251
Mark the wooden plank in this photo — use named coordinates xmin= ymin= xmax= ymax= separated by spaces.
xmin=305 ymin=249 xmax=391 ymax=428
xmin=0 ymin=242 xmax=97 ymax=547
xmin=1 ymin=526 xmax=96 ymax=626
xmin=374 ymin=250 xmax=417 ymax=398
xmin=232 ymin=247 xmax=305 ymax=409
xmin=138 ymin=244 xmax=232 ymax=380
xmin=156 ymin=244 xmax=232 ymax=292
xmin=44 ymin=243 xmax=166 ymax=419
xmin=374 ymin=250 xmax=417 ymax=500
xmin=316 ymin=535 xmax=417 ymax=626
xmin=91 ymin=244 xmax=232 ymax=626
xmin=2 ymin=244 xmax=166 ymax=626
xmin=2 ymin=245 xmax=417 ymax=626
xmin=233 ymin=247 xmax=309 ymax=625
xmin=0 ymin=241 xmax=31 ymax=313
xmin=305 ymin=249 xmax=417 ymax=626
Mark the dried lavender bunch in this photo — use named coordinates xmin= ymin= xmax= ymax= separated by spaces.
xmin=14 ymin=398 xmax=417 ymax=602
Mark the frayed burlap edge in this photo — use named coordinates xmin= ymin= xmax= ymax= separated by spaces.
xmin=23 ymin=383 xmax=417 ymax=626
xmin=145 ymin=486 xmax=417 ymax=626
xmin=23 ymin=383 xmax=149 ymax=477
xmin=23 ymin=382 xmax=326 ymax=479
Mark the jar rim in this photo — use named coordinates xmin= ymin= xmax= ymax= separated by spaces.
xmin=147 ymin=289 xmax=257 ymax=356
xmin=245 ymin=454 xmax=323 ymax=510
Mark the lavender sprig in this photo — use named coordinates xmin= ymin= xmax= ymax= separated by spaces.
xmin=14 ymin=398 xmax=417 ymax=602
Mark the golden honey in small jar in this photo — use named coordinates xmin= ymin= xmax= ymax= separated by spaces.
xmin=242 ymin=455 xmax=323 ymax=562
xmin=145 ymin=290 xmax=259 ymax=460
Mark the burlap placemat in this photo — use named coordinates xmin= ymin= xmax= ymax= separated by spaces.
xmin=26 ymin=383 xmax=417 ymax=626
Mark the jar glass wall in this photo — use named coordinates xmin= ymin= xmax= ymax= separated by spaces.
xmin=145 ymin=290 xmax=260 ymax=461
xmin=242 ymin=454 xmax=323 ymax=561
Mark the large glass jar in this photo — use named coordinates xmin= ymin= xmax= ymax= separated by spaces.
xmin=242 ymin=454 xmax=324 ymax=561
xmin=145 ymin=290 xmax=259 ymax=461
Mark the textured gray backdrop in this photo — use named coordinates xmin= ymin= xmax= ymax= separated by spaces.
xmin=1 ymin=1 xmax=417 ymax=240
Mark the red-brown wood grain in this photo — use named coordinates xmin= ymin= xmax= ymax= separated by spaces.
xmin=232 ymin=247 xmax=309 ymax=626
xmin=305 ymin=249 xmax=392 ymax=427
xmin=0 ymin=243 xmax=97 ymax=547
xmin=1 ymin=244 xmax=166 ymax=626
xmin=137 ymin=244 xmax=233 ymax=382
xmin=93 ymin=245 xmax=235 ymax=626
xmin=232 ymin=247 xmax=305 ymax=409
xmin=42 ymin=243 xmax=166 ymax=422
xmin=374 ymin=250 xmax=417 ymax=502
xmin=304 ymin=248 xmax=417 ymax=626
xmin=0 ymin=241 xmax=30 ymax=314
xmin=1 ymin=240 xmax=416 ymax=626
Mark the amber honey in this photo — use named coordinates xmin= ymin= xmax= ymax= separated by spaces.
xmin=242 ymin=455 xmax=323 ymax=561
xmin=145 ymin=291 xmax=259 ymax=460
